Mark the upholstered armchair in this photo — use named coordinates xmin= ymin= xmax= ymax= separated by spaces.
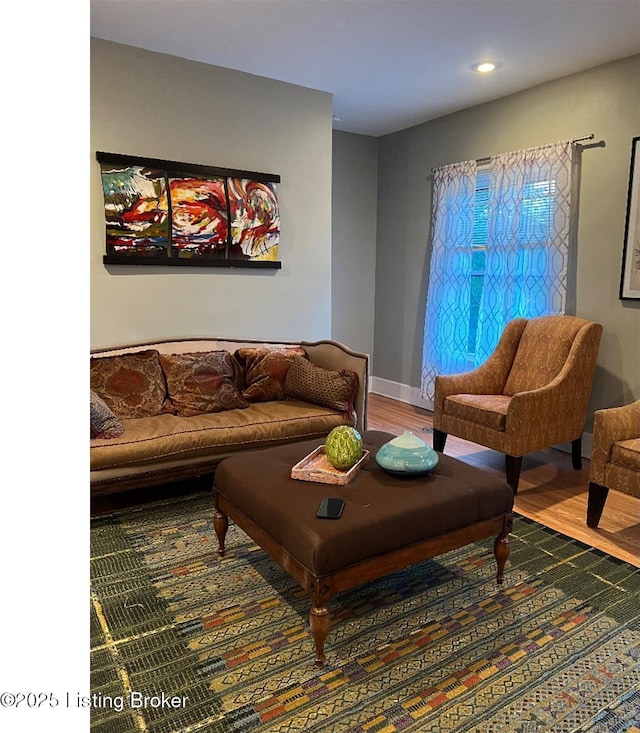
xmin=587 ymin=400 xmax=640 ymax=527
xmin=433 ymin=315 xmax=603 ymax=493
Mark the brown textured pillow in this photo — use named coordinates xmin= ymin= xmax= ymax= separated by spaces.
xmin=160 ymin=351 xmax=249 ymax=416
xmin=284 ymin=356 xmax=359 ymax=417
xmin=235 ymin=346 xmax=307 ymax=402
xmin=90 ymin=349 xmax=168 ymax=419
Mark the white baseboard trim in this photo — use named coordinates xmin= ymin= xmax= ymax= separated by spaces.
xmin=369 ymin=377 xmax=593 ymax=460
xmin=369 ymin=376 xmax=434 ymax=412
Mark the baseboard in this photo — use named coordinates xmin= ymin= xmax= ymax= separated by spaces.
xmin=369 ymin=376 xmax=434 ymax=412
xmin=368 ymin=376 xmax=593 ymax=460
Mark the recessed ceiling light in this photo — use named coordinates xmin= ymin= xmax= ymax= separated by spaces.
xmin=471 ymin=61 xmax=501 ymax=74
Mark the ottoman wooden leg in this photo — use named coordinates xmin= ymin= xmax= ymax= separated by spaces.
xmin=213 ymin=499 xmax=229 ymax=557
xmin=494 ymin=533 xmax=510 ymax=584
xmin=309 ymin=606 xmax=330 ymax=667
xmin=308 ymin=579 xmax=334 ymax=666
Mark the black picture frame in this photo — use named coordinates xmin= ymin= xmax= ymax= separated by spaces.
xmin=620 ymin=136 xmax=640 ymax=299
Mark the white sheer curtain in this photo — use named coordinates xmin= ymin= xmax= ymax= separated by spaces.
xmin=420 ymin=160 xmax=477 ymax=402
xmin=421 ymin=141 xmax=574 ymax=403
xmin=475 ymin=141 xmax=574 ymax=362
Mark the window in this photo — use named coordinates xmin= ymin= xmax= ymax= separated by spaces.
xmin=421 ymin=142 xmax=574 ymax=404
xmin=466 ymin=170 xmax=558 ymax=357
xmin=468 ymin=169 xmax=489 ymax=357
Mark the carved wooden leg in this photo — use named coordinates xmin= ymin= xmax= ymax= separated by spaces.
xmin=571 ymin=437 xmax=582 ymax=470
xmin=433 ymin=429 xmax=447 ymax=452
xmin=308 ymin=579 xmax=334 ymax=666
xmin=309 ymin=606 xmax=330 ymax=667
xmin=587 ymin=482 xmax=609 ymax=528
xmin=494 ymin=533 xmax=510 ymax=585
xmin=505 ymin=455 xmax=522 ymax=494
xmin=213 ymin=505 xmax=229 ymax=557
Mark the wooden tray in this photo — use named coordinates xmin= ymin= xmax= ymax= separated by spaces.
xmin=291 ymin=446 xmax=370 ymax=485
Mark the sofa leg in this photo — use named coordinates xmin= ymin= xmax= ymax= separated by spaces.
xmin=433 ymin=429 xmax=447 ymax=452
xmin=505 ymin=455 xmax=522 ymax=495
xmin=587 ymin=482 xmax=609 ymax=528
xmin=571 ymin=437 xmax=582 ymax=470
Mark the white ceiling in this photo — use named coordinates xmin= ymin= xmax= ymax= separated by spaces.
xmin=90 ymin=0 xmax=640 ymax=137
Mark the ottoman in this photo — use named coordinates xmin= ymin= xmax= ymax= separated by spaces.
xmin=213 ymin=430 xmax=514 ymax=665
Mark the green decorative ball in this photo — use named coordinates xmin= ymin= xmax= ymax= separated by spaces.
xmin=324 ymin=426 xmax=363 ymax=470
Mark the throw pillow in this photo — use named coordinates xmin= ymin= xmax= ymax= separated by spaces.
xmin=284 ymin=356 xmax=359 ymax=417
xmin=159 ymin=351 xmax=249 ymax=417
xmin=90 ymin=349 xmax=169 ymax=419
xmin=235 ymin=346 xmax=307 ymax=402
xmin=90 ymin=390 xmax=125 ymax=439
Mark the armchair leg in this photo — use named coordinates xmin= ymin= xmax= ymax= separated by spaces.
xmin=571 ymin=437 xmax=582 ymax=470
xmin=433 ymin=429 xmax=447 ymax=452
xmin=587 ymin=482 xmax=609 ymax=528
xmin=505 ymin=455 xmax=522 ymax=495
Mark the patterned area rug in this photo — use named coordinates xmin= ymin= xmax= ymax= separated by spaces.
xmin=90 ymin=492 xmax=640 ymax=733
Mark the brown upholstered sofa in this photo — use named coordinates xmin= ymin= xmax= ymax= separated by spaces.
xmin=90 ymin=338 xmax=368 ymax=497
xmin=587 ymin=399 xmax=640 ymax=527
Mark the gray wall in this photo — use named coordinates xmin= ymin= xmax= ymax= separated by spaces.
xmin=331 ymin=131 xmax=378 ymax=356
xmin=91 ymin=41 xmax=639 ymax=419
xmin=91 ymin=39 xmax=333 ymax=348
xmin=372 ymin=54 xmax=640 ymax=415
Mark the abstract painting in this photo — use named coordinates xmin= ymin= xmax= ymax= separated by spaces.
xmin=228 ymin=178 xmax=280 ymax=261
xmin=97 ymin=152 xmax=281 ymax=269
xmin=169 ymin=175 xmax=229 ymax=259
xmin=100 ymin=164 xmax=169 ymax=256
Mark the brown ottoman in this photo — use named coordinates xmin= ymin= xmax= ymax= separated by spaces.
xmin=213 ymin=430 xmax=514 ymax=665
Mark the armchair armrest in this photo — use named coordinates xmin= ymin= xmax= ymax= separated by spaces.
xmin=506 ymin=378 xmax=581 ymax=443
xmin=589 ymin=400 xmax=640 ymax=484
xmin=434 ymin=318 xmax=527 ymax=415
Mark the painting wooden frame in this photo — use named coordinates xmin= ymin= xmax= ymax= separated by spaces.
xmin=97 ymin=152 xmax=281 ymax=269
xmin=620 ymin=136 xmax=640 ymax=299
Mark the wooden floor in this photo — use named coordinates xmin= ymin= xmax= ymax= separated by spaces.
xmin=367 ymin=393 xmax=640 ymax=567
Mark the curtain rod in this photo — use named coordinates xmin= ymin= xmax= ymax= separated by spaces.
xmin=431 ymin=134 xmax=598 ymax=172
xmin=571 ymin=133 xmax=595 ymax=144
xmin=474 ymin=134 xmax=595 ymax=165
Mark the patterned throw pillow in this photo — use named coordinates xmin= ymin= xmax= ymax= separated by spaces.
xmin=284 ymin=356 xmax=359 ymax=417
xmin=159 ymin=351 xmax=249 ymax=417
xmin=235 ymin=347 xmax=307 ymax=402
xmin=90 ymin=350 xmax=169 ymax=419
xmin=90 ymin=390 xmax=125 ymax=439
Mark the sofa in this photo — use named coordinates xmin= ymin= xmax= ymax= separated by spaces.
xmin=587 ymin=399 xmax=640 ymax=527
xmin=90 ymin=338 xmax=369 ymax=497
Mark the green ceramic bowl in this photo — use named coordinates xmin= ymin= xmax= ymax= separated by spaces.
xmin=375 ymin=431 xmax=439 ymax=477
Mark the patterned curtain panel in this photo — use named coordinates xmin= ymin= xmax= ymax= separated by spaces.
xmin=420 ymin=142 xmax=574 ymax=403
xmin=475 ymin=141 xmax=574 ymax=363
xmin=420 ymin=160 xmax=477 ymax=403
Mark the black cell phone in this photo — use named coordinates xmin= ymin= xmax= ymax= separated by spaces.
xmin=316 ymin=497 xmax=345 ymax=519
